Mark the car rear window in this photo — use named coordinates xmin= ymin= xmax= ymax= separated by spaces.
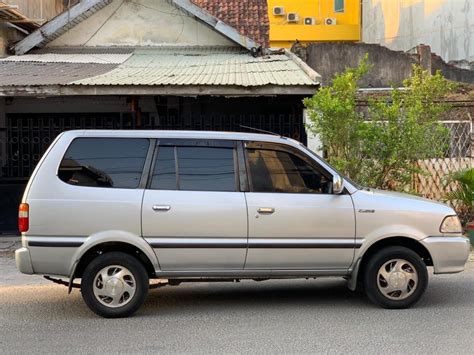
xmin=58 ymin=138 xmax=149 ymax=189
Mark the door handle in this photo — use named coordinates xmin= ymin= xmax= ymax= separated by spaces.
xmin=152 ymin=205 xmax=171 ymax=212
xmin=257 ymin=207 xmax=275 ymax=214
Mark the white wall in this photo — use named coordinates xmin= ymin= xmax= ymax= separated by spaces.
xmin=363 ymin=0 xmax=474 ymax=62
xmin=48 ymin=0 xmax=234 ymax=47
xmin=304 ymin=109 xmax=323 ymax=156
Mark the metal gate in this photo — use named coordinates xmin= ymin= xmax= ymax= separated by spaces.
xmin=4 ymin=112 xmax=305 ymax=180
xmin=0 ymin=94 xmax=306 ymax=233
xmin=4 ymin=113 xmax=137 ymax=179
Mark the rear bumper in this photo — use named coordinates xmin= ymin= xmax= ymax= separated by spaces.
xmin=421 ymin=236 xmax=471 ymax=274
xmin=15 ymin=247 xmax=34 ymax=274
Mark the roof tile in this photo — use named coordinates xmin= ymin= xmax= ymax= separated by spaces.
xmin=192 ymin=0 xmax=269 ymax=48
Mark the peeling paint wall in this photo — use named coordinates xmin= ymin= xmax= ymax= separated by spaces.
xmin=363 ymin=0 xmax=474 ymax=62
xmin=48 ymin=0 xmax=234 ymax=47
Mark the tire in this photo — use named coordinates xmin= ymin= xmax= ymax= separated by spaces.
xmin=363 ymin=246 xmax=428 ymax=309
xmin=81 ymin=252 xmax=149 ymax=318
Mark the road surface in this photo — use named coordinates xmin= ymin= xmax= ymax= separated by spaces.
xmin=1 ymin=252 xmax=474 ymax=354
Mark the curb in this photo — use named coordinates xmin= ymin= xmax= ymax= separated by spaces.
xmin=0 ymin=236 xmax=21 ymax=253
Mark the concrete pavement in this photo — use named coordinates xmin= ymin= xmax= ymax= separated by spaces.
xmin=1 ymin=249 xmax=474 ymax=354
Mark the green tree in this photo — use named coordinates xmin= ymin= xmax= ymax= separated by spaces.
xmin=304 ymin=56 xmax=454 ymax=191
xmin=444 ymin=168 xmax=474 ymax=223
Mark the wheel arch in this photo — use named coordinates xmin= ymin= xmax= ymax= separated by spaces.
xmin=70 ymin=231 xmax=160 ymax=279
xmin=348 ymin=236 xmax=433 ymax=291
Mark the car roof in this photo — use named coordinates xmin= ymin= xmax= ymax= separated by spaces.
xmin=66 ymin=129 xmax=299 ymax=146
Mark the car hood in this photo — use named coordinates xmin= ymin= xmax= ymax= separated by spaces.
xmin=354 ymin=188 xmax=455 ymax=214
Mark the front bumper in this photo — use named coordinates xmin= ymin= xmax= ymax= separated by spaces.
xmin=421 ymin=236 xmax=471 ymax=274
xmin=15 ymin=247 xmax=34 ymax=274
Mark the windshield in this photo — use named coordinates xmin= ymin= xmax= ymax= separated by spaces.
xmin=298 ymin=143 xmax=363 ymax=190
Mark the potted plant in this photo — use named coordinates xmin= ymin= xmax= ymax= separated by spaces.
xmin=444 ymin=168 xmax=474 ymax=245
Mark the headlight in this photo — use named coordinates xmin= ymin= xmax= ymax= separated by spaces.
xmin=440 ymin=215 xmax=462 ymax=234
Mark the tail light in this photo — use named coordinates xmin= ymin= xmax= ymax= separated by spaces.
xmin=18 ymin=203 xmax=29 ymax=233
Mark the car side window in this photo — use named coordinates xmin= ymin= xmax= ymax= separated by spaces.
xmin=58 ymin=138 xmax=149 ymax=189
xmin=151 ymin=146 xmax=176 ymax=190
xmin=150 ymin=145 xmax=237 ymax=192
xmin=246 ymin=148 xmax=332 ymax=194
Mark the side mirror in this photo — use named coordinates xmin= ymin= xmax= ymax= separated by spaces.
xmin=333 ymin=174 xmax=344 ymax=194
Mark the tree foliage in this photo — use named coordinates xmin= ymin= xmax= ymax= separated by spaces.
xmin=444 ymin=168 xmax=474 ymax=222
xmin=304 ymin=55 xmax=455 ymax=191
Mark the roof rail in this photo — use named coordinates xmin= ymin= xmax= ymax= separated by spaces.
xmin=238 ymin=125 xmax=284 ymax=138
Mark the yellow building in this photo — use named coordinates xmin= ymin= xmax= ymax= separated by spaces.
xmin=268 ymin=0 xmax=361 ymax=48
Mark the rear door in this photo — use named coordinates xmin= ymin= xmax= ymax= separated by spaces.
xmin=142 ymin=139 xmax=248 ymax=270
xmin=244 ymin=141 xmax=356 ymax=270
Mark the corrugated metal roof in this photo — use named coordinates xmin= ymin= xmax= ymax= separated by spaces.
xmin=0 ymin=52 xmax=133 ymax=64
xmin=0 ymin=62 xmax=117 ymax=86
xmin=73 ymin=47 xmax=317 ymax=86
xmin=31 ymin=47 xmax=135 ymax=55
xmin=0 ymin=47 xmax=319 ymax=88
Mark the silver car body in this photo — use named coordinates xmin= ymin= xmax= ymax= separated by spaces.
xmin=16 ymin=130 xmax=470 ymax=285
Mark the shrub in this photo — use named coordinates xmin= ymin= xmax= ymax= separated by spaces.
xmin=304 ymin=55 xmax=454 ymax=192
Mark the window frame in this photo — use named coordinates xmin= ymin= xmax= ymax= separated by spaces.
xmin=147 ymin=139 xmax=243 ymax=193
xmin=243 ymin=141 xmax=337 ymax=195
xmin=56 ymin=137 xmax=154 ymax=190
xmin=334 ymin=0 xmax=345 ymax=13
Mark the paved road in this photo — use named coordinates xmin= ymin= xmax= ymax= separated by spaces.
xmin=1 ymin=254 xmax=474 ymax=354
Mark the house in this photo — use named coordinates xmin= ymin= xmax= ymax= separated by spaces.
xmin=0 ymin=0 xmax=320 ymax=233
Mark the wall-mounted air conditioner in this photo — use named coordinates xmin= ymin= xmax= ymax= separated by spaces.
xmin=325 ymin=18 xmax=337 ymax=25
xmin=287 ymin=13 xmax=299 ymax=23
xmin=304 ymin=17 xmax=317 ymax=25
xmin=273 ymin=6 xmax=285 ymax=16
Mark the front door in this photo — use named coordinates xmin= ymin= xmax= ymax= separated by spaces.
xmin=142 ymin=139 xmax=248 ymax=270
xmin=244 ymin=142 xmax=356 ymax=270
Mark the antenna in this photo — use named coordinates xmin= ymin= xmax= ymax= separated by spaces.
xmin=238 ymin=125 xmax=283 ymax=137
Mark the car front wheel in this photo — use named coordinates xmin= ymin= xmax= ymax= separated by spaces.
xmin=363 ymin=246 xmax=428 ymax=309
xmin=81 ymin=252 xmax=149 ymax=318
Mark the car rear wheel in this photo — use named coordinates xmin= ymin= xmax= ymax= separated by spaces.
xmin=363 ymin=246 xmax=428 ymax=309
xmin=81 ymin=252 xmax=149 ymax=318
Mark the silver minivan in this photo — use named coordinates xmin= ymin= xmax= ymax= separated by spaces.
xmin=16 ymin=130 xmax=470 ymax=318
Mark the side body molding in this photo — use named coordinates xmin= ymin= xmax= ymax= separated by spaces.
xmin=69 ymin=230 xmax=161 ymax=276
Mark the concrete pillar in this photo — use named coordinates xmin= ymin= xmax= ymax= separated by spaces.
xmin=304 ymin=109 xmax=323 ymax=156
xmin=417 ymin=44 xmax=432 ymax=74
